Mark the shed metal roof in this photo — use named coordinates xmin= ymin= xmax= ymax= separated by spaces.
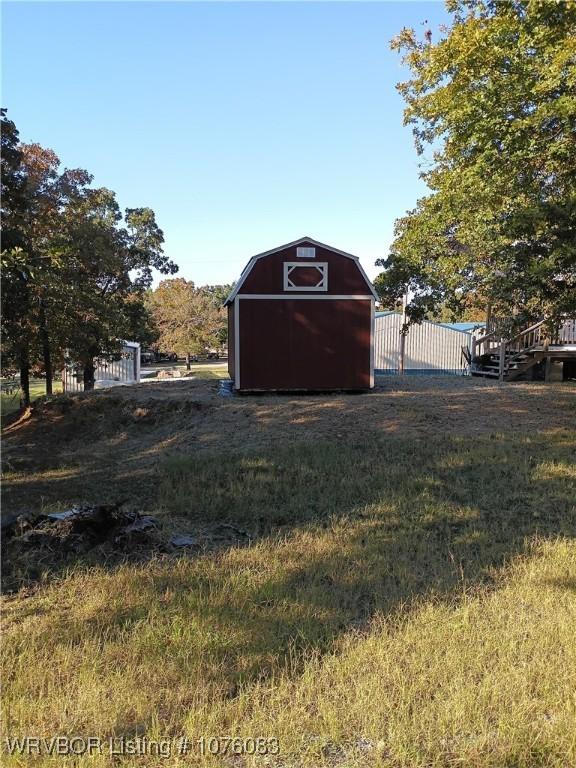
xmin=375 ymin=312 xmax=477 ymax=335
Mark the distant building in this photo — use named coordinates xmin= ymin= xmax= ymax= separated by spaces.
xmin=375 ymin=313 xmax=472 ymax=376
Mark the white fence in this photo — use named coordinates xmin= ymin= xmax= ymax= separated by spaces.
xmin=62 ymin=342 xmax=141 ymax=392
xmin=375 ymin=313 xmax=472 ymax=376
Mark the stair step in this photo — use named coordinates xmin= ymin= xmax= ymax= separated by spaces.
xmin=482 ymin=361 xmax=524 ymax=369
xmin=471 ymin=370 xmax=500 ymax=377
xmin=486 ymin=355 xmax=529 ymax=362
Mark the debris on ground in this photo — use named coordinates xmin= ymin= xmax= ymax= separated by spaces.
xmin=1 ymin=511 xmax=36 ymax=537
xmin=156 ymin=369 xmax=181 ymax=379
xmin=218 ymin=380 xmax=235 ymax=397
xmin=1 ymin=502 xmax=164 ymax=591
xmin=169 ymin=524 xmax=250 ymax=550
xmin=2 ymin=502 xmax=160 ymax=553
xmin=115 ymin=513 xmax=160 ymax=544
xmin=2 ymin=498 xmax=254 ymax=592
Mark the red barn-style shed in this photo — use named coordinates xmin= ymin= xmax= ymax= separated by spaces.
xmin=225 ymin=237 xmax=378 ymax=392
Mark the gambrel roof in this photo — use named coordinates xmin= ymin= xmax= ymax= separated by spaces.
xmin=225 ymin=236 xmax=379 ymax=304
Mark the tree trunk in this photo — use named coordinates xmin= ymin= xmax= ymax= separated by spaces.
xmin=485 ymin=303 xmax=492 ymax=332
xmin=19 ymin=348 xmax=31 ymax=409
xmin=83 ymin=358 xmax=96 ymax=391
xmin=186 ymin=353 xmax=191 ymax=371
xmin=39 ymin=300 xmax=53 ymax=395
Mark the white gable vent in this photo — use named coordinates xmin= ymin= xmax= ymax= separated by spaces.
xmin=297 ymin=246 xmax=316 ymax=259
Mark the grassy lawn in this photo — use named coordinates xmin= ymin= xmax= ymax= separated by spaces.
xmin=1 ymin=378 xmax=575 ymax=766
xmin=0 ymin=379 xmax=63 ymax=424
xmin=188 ymin=362 xmax=228 ymax=380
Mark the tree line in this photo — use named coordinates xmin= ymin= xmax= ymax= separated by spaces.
xmin=1 ymin=109 xmax=230 ymax=406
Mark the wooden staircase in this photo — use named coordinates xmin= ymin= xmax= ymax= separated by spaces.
xmin=471 ymin=318 xmax=576 ymax=381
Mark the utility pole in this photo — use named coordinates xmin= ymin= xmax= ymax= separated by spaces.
xmin=399 ymin=292 xmax=407 ymax=375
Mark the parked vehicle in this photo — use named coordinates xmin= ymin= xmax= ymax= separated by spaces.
xmin=140 ymin=350 xmax=155 ymax=365
xmin=155 ymin=352 xmax=178 ymax=362
xmin=141 ymin=349 xmax=178 ymax=364
xmin=206 ymin=348 xmax=220 ymax=360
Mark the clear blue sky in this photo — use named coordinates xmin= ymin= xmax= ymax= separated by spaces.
xmin=2 ymin=1 xmax=450 ymax=287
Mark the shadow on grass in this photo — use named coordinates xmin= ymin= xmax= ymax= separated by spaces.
xmin=142 ymin=431 xmax=575 ymax=689
xmin=3 ymin=427 xmax=574 ymax=723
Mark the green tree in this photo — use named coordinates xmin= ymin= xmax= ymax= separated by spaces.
xmin=149 ymin=279 xmax=224 ymax=369
xmin=18 ymin=143 xmax=94 ymax=393
xmin=201 ymin=284 xmax=232 ymax=346
xmin=55 ymin=189 xmax=177 ymax=388
xmin=1 ymin=112 xmax=176 ymax=401
xmin=124 ymin=291 xmax=159 ymax=350
xmin=1 ymin=109 xmax=34 ymax=406
xmin=376 ymin=0 xmax=576 ymax=329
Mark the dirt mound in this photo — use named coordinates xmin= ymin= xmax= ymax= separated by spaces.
xmin=1 ymin=383 xmax=219 ymax=509
xmin=4 ymin=385 xmax=213 ymax=443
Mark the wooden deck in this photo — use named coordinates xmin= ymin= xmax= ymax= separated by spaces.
xmin=471 ymin=319 xmax=576 ymax=381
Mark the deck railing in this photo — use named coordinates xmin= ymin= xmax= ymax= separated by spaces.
xmin=471 ymin=316 xmax=576 ymax=380
xmin=559 ymin=319 xmax=576 ymax=344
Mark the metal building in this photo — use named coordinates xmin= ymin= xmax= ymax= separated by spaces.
xmin=375 ymin=312 xmax=472 ymax=376
xmin=225 ymin=237 xmax=378 ymax=391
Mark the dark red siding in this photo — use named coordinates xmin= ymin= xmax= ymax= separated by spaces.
xmin=240 ymin=241 xmax=370 ymax=296
xmin=238 ymin=299 xmax=371 ymax=390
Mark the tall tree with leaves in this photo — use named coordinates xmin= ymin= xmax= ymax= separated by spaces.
xmin=149 ymin=279 xmax=225 ymax=368
xmin=56 ymin=189 xmax=177 ymax=388
xmin=375 ymin=0 xmax=576 ymax=329
xmin=201 ymin=284 xmax=232 ymax=346
xmin=1 ymin=111 xmax=177 ymax=400
xmin=17 ymin=143 xmax=95 ymax=393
